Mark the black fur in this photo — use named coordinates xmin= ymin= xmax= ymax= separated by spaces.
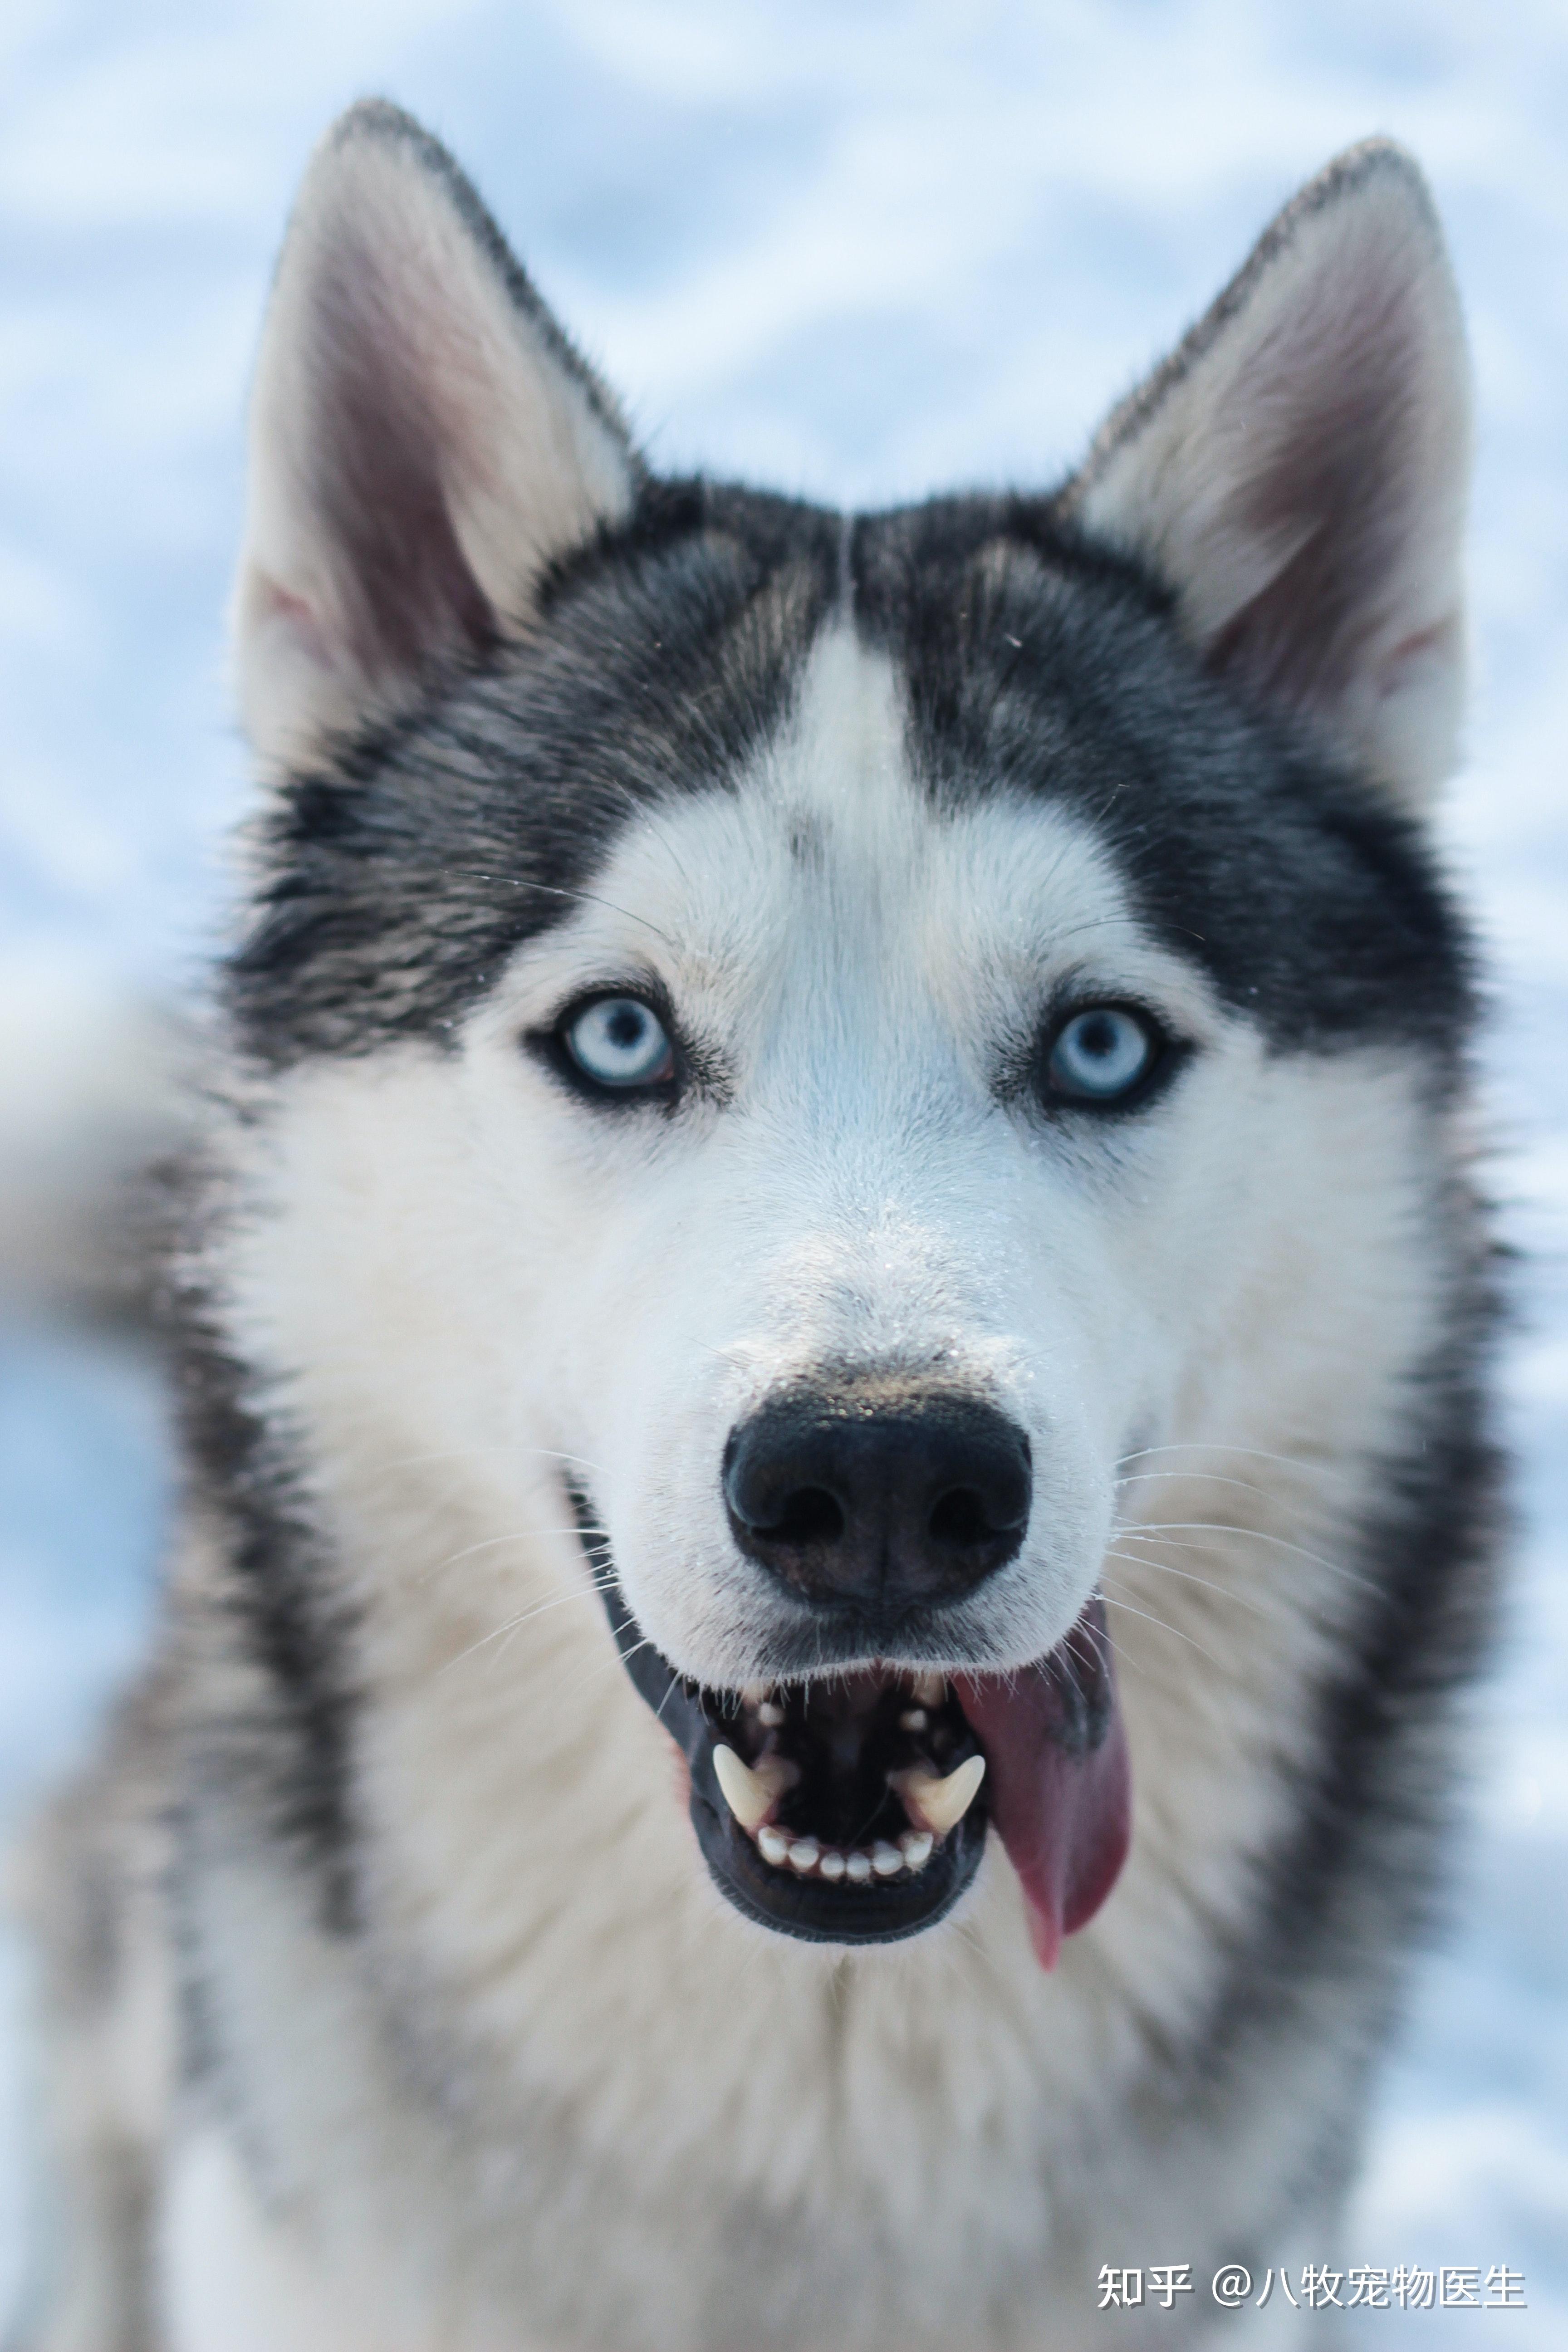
xmin=228 ymin=478 xmax=1475 ymax=1090
xmin=853 ymin=495 xmax=1476 ymax=1065
xmin=227 ymin=482 xmax=839 ymax=1067
xmin=172 ymin=1287 xmax=360 ymax=1928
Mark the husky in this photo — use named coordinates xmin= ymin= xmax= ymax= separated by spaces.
xmin=10 ymin=100 xmax=1501 ymax=2352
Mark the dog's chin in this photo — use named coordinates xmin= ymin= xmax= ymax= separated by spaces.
xmin=573 ymin=1501 xmax=1132 ymax=1960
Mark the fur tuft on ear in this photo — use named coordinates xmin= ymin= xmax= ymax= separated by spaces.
xmin=1064 ymin=141 xmax=1470 ymax=811
xmin=235 ymin=101 xmax=637 ymax=772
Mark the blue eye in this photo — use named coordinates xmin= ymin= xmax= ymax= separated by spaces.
xmin=1045 ymin=1006 xmax=1158 ymax=1103
xmin=563 ymin=996 xmax=675 ymax=1091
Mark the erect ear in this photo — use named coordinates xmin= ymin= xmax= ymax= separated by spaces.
xmin=1063 ymin=141 xmax=1470 ymax=811
xmin=234 ymin=101 xmax=637 ymax=772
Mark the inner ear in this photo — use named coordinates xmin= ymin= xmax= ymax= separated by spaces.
xmin=1065 ymin=142 xmax=1470 ymax=812
xmin=286 ymin=206 xmax=503 ymax=682
xmin=235 ymin=101 xmax=638 ymax=773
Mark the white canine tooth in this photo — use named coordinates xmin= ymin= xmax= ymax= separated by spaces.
xmin=902 ymin=1754 xmax=986 ymax=1838
xmin=757 ymin=1700 xmax=785 ymax=1728
xmin=713 ymin=1744 xmax=775 ymax=1831
xmin=818 ymin=1850 xmax=846 ymax=1881
xmin=757 ymin=1825 xmax=789 ymax=1866
xmin=740 ymin=1682 xmax=769 ymax=1707
xmin=872 ymin=1841 xmax=904 ymax=1877
xmin=846 ymin=1850 xmax=873 ymax=1883
xmin=910 ymin=1672 xmax=945 ymax=1707
xmin=899 ymin=1708 xmax=929 ymax=1733
xmin=788 ymin=1838 xmax=820 ymax=1874
xmin=900 ymin=1831 xmax=934 ymax=1871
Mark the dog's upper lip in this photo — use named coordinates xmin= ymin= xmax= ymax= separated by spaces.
xmin=571 ymin=1490 xmax=1131 ymax=1962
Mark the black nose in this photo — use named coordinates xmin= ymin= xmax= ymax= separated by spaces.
xmin=723 ymin=1385 xmax=1032 ymax=1614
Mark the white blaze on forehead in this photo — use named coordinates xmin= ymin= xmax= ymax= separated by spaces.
xmin=775 ymin=617 xmax=907 ymax=828
xmin=485 ymin=621 xmax=1221 ymax=1091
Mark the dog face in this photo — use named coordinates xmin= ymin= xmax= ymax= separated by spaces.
xmin=465 ymin=623 xmax=1205 ymax=1689
xmin=217 ymin=107 xmax=1472 ymax=1956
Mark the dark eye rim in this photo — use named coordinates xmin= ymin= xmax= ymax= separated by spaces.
xmin=526 ymin=985 xmax=684 ymax=1109
xmin=1035 ymin=999 xmax=1187 ymax=1114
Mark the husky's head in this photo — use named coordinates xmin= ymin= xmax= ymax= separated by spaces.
xmin=220 ymin=105 xmax=1472 ymax=1964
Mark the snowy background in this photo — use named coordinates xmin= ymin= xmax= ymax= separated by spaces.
xmin=2 ymin=0 xmax=1566 ymax=2336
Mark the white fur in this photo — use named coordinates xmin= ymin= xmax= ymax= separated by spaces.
xmin=171 ymin=626 xmax=1458 ymax=2344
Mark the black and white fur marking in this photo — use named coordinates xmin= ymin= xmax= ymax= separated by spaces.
xmin=10 ymin=103 xmax=1500 ymax=2352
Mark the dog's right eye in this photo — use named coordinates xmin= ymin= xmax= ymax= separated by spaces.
xmin=1038 ymin=1003 xmax=1168 ymax=1109
xmin=560 ymin=996 xmax=676 ymax=1093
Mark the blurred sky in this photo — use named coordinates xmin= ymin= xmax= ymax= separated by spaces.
xmin=3 ymin=2 xmax=1567 ymax=2339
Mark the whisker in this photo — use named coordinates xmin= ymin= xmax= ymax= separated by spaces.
xmin=569 ymin=1633 xmax=685 ymax=1727
xmin=418 ymin=1526 xmax=610 ymax=1583
xmin=1073 ymin=1607 xmax=1152 ymax=1684
xmin=550 ymin=1646 xmax=648 ymax=1712
xmin=439 ymin=871 xmax=681 ymax=953
xmin=602 ymin=778 xmax=697 ymax=897
xmin=1080 ymin=1622 xmax=1161 ymax=1700
xmin=373 ymin=1443 xmax=612 ymax=1483
xmin=438 ymin=1579 xmax=622 ymax=1674
xmin=1098 ymin=1588 xmax=1222 ymax=1666
xmin=1112 ymin=1521 xmax=1374 ymax=1593
xmin=1100 ymin=1548 xmax=1270 ymax=1618
xmin=1113 ymin=1469 xmax=1284 ymax=1506
xmin=1114 ymin=1441 xmax=1347 ymax=1485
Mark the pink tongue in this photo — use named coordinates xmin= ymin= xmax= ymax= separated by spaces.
xmin=954 ymin=1597 xmax=1130 ymax=1970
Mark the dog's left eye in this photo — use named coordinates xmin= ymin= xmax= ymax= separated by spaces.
xmin=561 ymin=996 xmax=676 ymax=1092
xmin=1043 ymin=1006 xmax=1159 ymax=1104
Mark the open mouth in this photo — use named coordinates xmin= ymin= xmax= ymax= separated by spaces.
xmin=576 ymin=1502 xmax=1131 ymax=1961
xmin=695 ymin=1662 xmax=990 ymax=1942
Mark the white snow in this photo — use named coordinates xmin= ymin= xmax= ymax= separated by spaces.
xmin=2 ymin=2 xmax=1566 ymax=2338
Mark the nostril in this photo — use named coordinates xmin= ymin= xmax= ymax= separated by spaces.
xmin=762 ymin=1486 xmax=845 ymax=1547
xmin=725 ymin=1386 xmax=1033 ymax=1611
xmin=928 ymin=1486 xmax=991 ymax=1549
